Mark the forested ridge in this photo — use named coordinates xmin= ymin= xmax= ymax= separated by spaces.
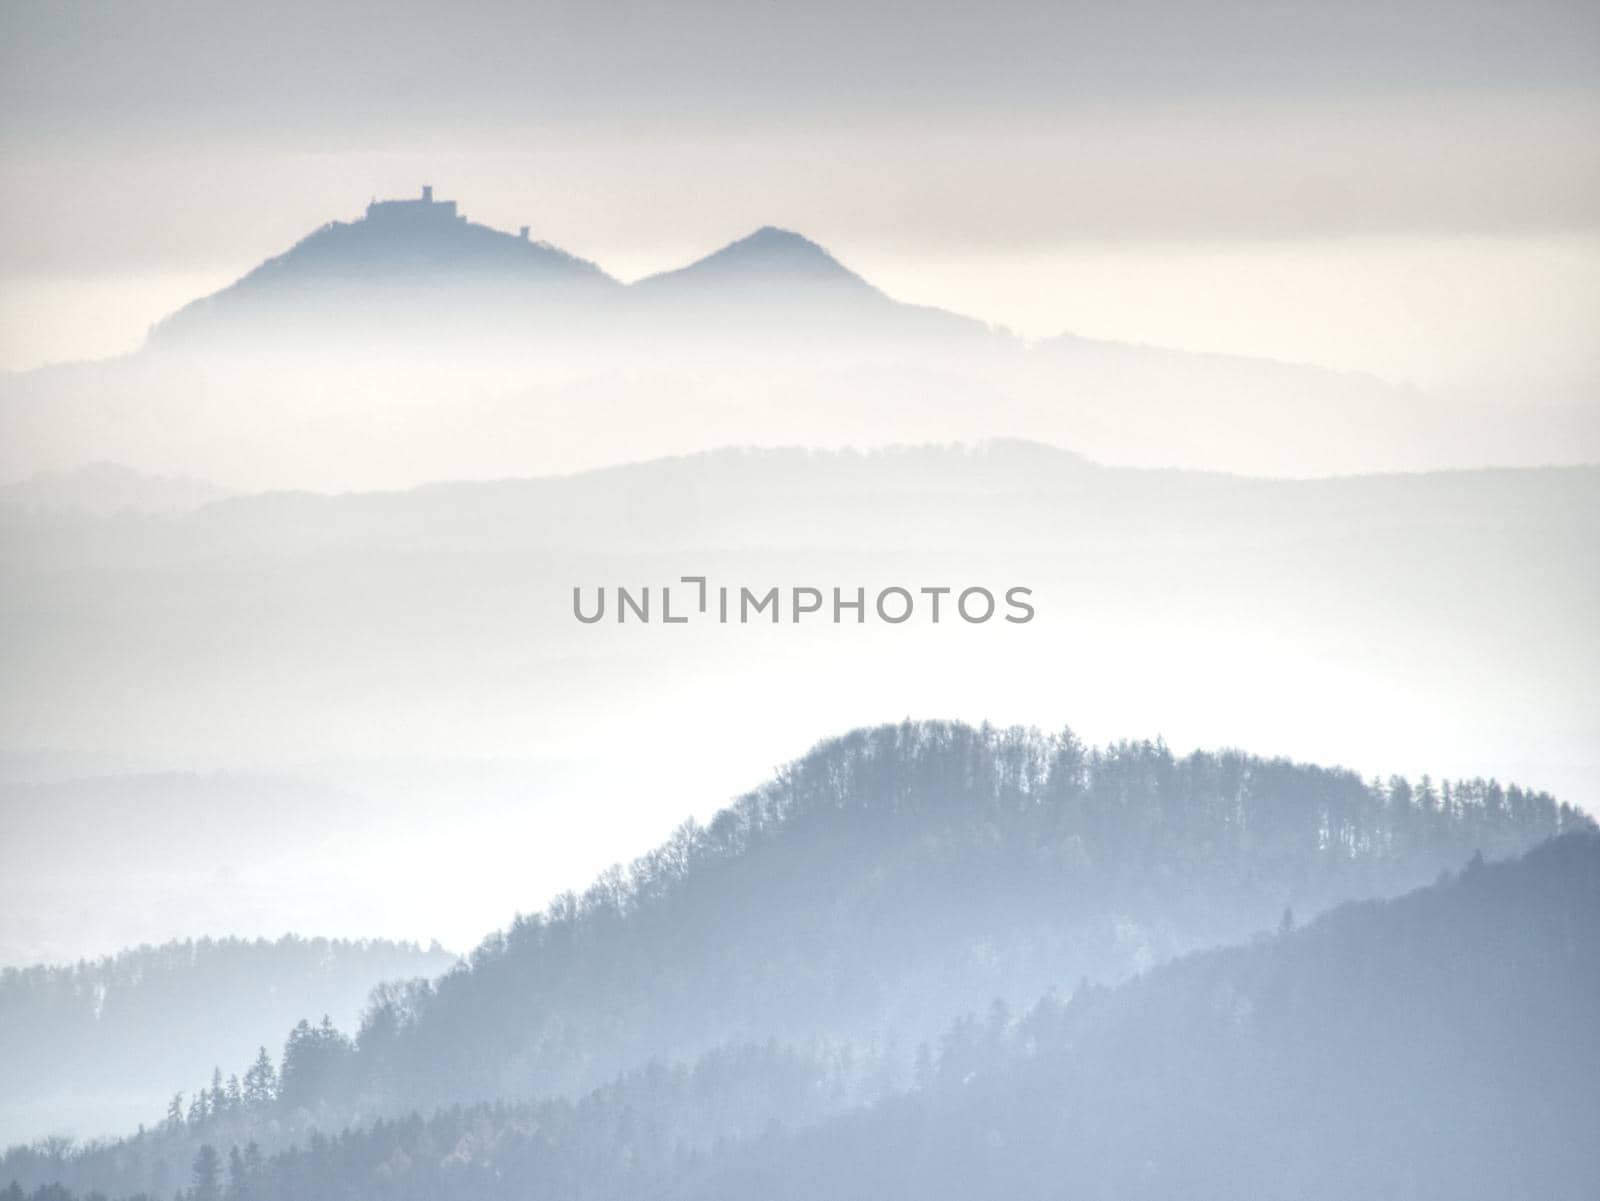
xmin=342 ymin=721 xmax=1581 ymax=1108
xmin=0 ymin=937 xmax=455 ymax=1145
xmin=8 ymin=832 xmax=1595 ymax=1201
xmin=687 ymin=831 xmax=1600 ymax=1201
xmin=4 ymin=720 xmax=1586 ymax=1199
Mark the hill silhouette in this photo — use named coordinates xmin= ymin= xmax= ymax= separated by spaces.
xmin=7 ymin=817 xmax=1593 ymax=1200
xmin=635 ymin=227 xmax=875 ymax=294
xmin=5 ymin=191 xmax=1592 ymax=480
xmin=146 ymin=188 xmax=618 ymax=354
xmin=0 ymin=936 xmax=455 ymax=1146
xmin=332 ymin=721 xmax=1585 ymax=1111
xmin=8 ymin=719 xmax=1583 ymax=1199
xmin=685 ymin=831 xmax=1600 ymax=1201
xmin=627 ymin=226 xmax=992 ymax=350
xmin=143 ymin=197 xmax=989 ymax=356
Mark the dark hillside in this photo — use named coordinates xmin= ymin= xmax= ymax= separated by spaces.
xmin=13 ymin=831 xmax=1592 ymax=1201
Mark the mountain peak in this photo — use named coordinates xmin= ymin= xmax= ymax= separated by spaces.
xmin=733 ymin=225 xmax=838 ymax=257
xmin=634 ymin=226 xmax=876 ymax=296
xmin=131 ymin=189 xmax=991 ymax=354
xmin=145 ymin=186 xmax=618 ymax=350
xmin=216 ymin=185 xmax=615 ymax=287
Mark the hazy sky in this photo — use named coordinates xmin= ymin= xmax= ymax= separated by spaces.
xmin=2 ymin=0 xmax=1597 ymax=389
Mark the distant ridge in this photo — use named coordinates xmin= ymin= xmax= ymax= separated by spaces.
xmin=5 ymin=187 xmax=1590 ymax=482
xmin=141 ymin=189 xmax=989 ymax=352
xmin=0 ymin=461 xmax=229 ymax=516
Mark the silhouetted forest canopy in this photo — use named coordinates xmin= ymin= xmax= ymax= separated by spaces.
xmin=6 ymin=832 xmax=1594 ymax=1200
xmin=0 ymin=936 xmax=454 ymax=1141
xmin=4 ymin=721 xmax=1587 ymax=1199
xmin=351 ymin=721 xmax=1581 ymax=1102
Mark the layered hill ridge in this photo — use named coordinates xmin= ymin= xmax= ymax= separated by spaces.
xmin=6 ymin=189 xmax=1592 ymax=481
xmin=4 ymin=725 xmax=1590 ymax=1199
xmin=685 ymin=831 xmax=1600 ymax=1201
xmin=0 ymin=462 xmax=230 ymax=517
xmin=198 ymin=726 xmax=1589 ymax=1111
xmin=3 ymin=445 xmax=1594 ymax=951
xmin=142 ymin=191 xmax=982 ymax=354
xmin=0 ymin=937 xmax=457 ymax=1147
xmin=348 ymin=721 xmax=1582 ymax=1109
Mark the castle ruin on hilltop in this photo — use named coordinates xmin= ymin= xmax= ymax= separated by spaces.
xmin=365 ymin=186 xmax=531 ymax=240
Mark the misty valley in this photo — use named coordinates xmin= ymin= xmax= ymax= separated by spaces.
xmin=2 ymin=172 xmax=1597 ymax=1201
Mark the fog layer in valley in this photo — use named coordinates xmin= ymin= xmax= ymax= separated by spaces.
xmin=3 ymin=444 xmax=1595 ymax=969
